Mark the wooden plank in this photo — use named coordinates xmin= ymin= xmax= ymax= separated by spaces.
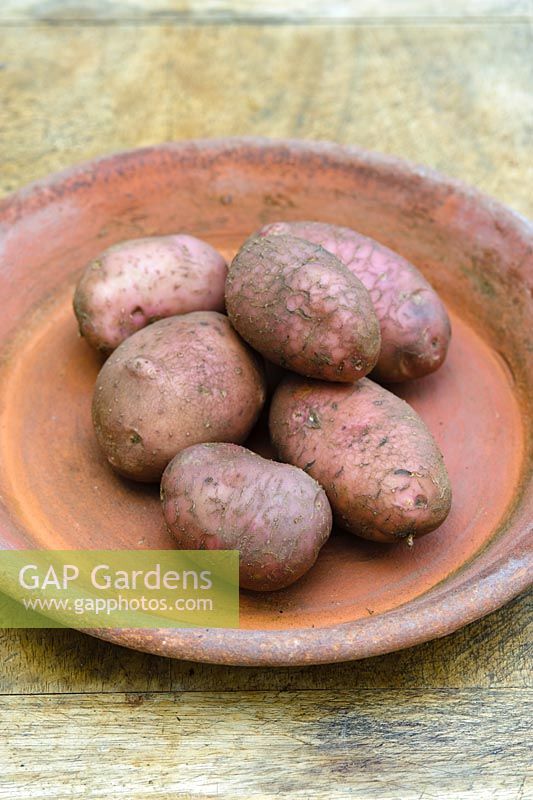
xmin=0 ymin=20 xmax=531 ymax=698
xmin=1 ymin=0 xmax=532 ymax=23
xmin=0 ymin=23 xmax=171 ymax=197
xmin=0 ymin=628 xmax=172 ymax=693
xmin=0 ymin=689 xmax=531 ymax=799
xmin=0 ymin=13 xmax=531 ymax=798
xmin=0 ymin=593 xmax=529 ymax=694
xmin=170 ymin=592 xmax=532 ymax=692
xmin=1 ymin=22 xmax=532 ymax=220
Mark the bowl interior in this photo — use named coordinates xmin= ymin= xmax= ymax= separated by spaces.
xmin=0 ymin=140 xmax=531 ymax=660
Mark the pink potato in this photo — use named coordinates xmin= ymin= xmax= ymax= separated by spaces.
xmin=161 ymin=443 xmax=332 ymax=591
xmin=92 ymin=312 xmax=266 ymax=482
xmin=259 ymin=221 xmax=451 ymax=383
xmin=74 ymin=234 xmax=227 ymax=352
xmin=269 ymin=375 xmax=451 ymax=543
xmin=225 ymin=234 xmax=381 ymax=382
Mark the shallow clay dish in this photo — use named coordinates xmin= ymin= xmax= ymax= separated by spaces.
xmin=0 ymin=139 xmax=531 ymax=666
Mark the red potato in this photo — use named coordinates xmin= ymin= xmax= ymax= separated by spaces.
xmin=92 ymin=312 xmax=266 ymax=482
xmin=225 ymin=234 xmax=381 ymax=382
xmin=74 ymin=234 xmax=227 ymax=352
xmin=259 ymin=221 xmax=451 ymax=383
xmin=161 ymin=443 xmax=332 ymax=591
xmin=269 ymin=375 xmax=451 ymax=543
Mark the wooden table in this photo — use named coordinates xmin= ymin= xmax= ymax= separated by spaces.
xmin=0 ymin=3 xmax=531 ymax=797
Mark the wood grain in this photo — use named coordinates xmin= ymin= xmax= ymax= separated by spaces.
xmin=1 ymin=22 xmax=532 ymax=219
xmin=1 ymin=0 xmax=532 ymax=23
xmin=0 ymin=592 xmax=530 ymax=694
xmin=1 ymin=689 xmax=531 ymax=799
xmin=1 ymin=10 xmax=532 ymax=798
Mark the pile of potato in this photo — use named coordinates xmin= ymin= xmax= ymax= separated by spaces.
xmin=74 ymin=223 xmax=452 ymax=591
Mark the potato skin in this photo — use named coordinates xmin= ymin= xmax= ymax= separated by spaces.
xmin=225 ymin=234 xmax=381 ymax=382
xmin=74 ymin=234 xmax=227 ymax=352
xmin=259 ymin=221 xmax=451 ymax=383
xmin=269 ymin=375 xmax=451 ymax=543
xmin=92 ymin=312 xmax=266 ymax=482
xmin=161 ymin=443 xmax=332 ymax=591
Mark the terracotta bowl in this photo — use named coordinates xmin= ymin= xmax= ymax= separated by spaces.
xmin=0 ymin=139 xmax=531 ymax=666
